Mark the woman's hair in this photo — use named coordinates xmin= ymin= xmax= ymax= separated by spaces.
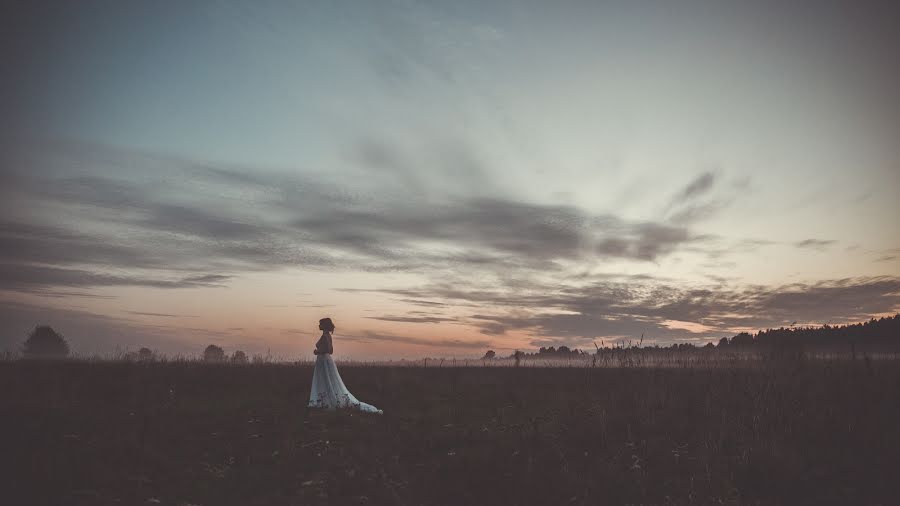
xmin=319 ymin=317 xmax=335 ymax=332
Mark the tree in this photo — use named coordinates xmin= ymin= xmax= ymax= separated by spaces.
xmin=23 ymin=326 xmax=70 ymax=359
xmin=231 ymin=350 xmax=249 ymax=364
xmin=482 ymin=350 xmax=496 ymax=360
xmin=557 ymin=345 xmax=571 ymax=354
xmin=138 ymin=347 xmax=154 ymax=361
xmin=718 ymin=337 xmax=730 ymax=347
xmin=730 ymin=332 xmax=754 ymax=347
xmin=203 ymin=344 xmax=225 ymax=362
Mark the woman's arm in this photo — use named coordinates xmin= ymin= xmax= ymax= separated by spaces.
xmin=314 ymin=333 xmax=334 ymax=355
xmin=314 ymin=334 xmax=324 ymax=355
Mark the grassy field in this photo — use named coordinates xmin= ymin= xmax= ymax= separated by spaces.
xmin=2 ymin=358 xmax=898 ymax=505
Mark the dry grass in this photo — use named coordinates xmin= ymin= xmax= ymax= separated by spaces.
xmin=1 ymin=358 xmax=898 ymax=505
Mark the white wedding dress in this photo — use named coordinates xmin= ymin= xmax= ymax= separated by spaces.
xmin=308 ymin=332 xmax=382 ymax=414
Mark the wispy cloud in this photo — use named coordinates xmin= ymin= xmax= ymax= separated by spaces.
xmin=663 ymin=171 xmax=727 ymax=225
xmin=0 ymin=263 xmax=232 ymax=290
xmin=0 ymin=140 xmax=715 ymax=293
xmin=19 ymin=289 xmax=117 ymax=300
xmin=343 ymin=330 xmax=491 ymax=349
xmin=795 ymin=239 xmax=837 ymax=251
xmin=671 ymin=172 xmax=717 ymax=206
xmin=358 ymin=274 xmax=900 ymax=347
xmin=125 ymin=311 xmax=199 ymax=318
xmin=366 ymin=315 xmax=458 ymax=324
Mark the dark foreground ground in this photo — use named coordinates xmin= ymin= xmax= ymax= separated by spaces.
xmin=2 ymin=359 xmax=899 ymax=506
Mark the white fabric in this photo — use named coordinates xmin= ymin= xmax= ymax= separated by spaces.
xmin=308 ymin=353 xmax=382 ymax=414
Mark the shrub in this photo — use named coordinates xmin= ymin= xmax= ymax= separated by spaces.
xmin=23 ymin=326 xmax=70 ymax=359
xmin=231 ymin=350 xmax=248 ymax=364
xmin=203 ymin=344 xmax=225 ymax=362
xmin=138 ymin=347 xmax=154 ymax=361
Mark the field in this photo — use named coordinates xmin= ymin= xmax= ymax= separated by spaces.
xmin=2 ymin=358 xmax=899 ymax=505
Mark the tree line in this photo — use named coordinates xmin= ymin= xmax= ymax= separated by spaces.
xmin=484 ymin=314 xmax=900 ymax=359
xmin=717 ymin=314 xmax=900 ymax=351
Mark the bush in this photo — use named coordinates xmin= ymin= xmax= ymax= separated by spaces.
xmin=231 ymin=350 xmax=248 ymax=364
xmin=23 ymin=326 xmax=70 ymax=359
xmin=203 ymin=344 xmax=225 ymax=362
xmin=138 ymin=347 xmax=154 ymax=361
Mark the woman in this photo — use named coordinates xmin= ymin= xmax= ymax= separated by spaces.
xmin=308 ymin=317 xmax=382 ymax=414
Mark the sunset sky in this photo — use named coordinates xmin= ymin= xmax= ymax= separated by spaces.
xmin=1 ymin=0 xmax=899 ymax=359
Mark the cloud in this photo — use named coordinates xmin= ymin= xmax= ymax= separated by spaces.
xmin=729 ymin=277 xmax=900 ymax=324
xmin=365 ymin=315 xmax=458 ymax=324
xmin=795 ymin=239 xmax=837 ymax=250
xmin=343 ymin=330 xmax=491 ymax=349
xmin=0 ymin=264 xmax=232 ymax=291
xmin=281 ymin=328 xmax=312 ymax=335
xmin=672 ymin=172 xmax=717 ymax=205
xmin=125 ymin=311 xmax=199 ymax=318
xmin=138 ymin=204 xmax=267 ymax=240
xmin=0 ymin=140 xmax=711 ymax=296
xmin=663 ymin=171 xmax=727 ymax=225
xmin=181 ymin=274 xmax=232 ymax=285
xmin=397 ymin=298 xmax=448 ymax=308
xmin=357 ymin=274 xmax=900 ymax=347
xmin=290 ymin=195 xmax=595 ymax=263
xmin=667 ymin=201 xmax=724 ymax=225
xmin=20 ymin=289 xmax=117 ymax=300
xmin=0 ymin=221 xmax=165 ymax=270
xmin=684 ymin=237 xmax=776 ymax=261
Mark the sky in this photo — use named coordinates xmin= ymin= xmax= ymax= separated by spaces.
xmin=1 ymin=0 xmax=899 ymax=359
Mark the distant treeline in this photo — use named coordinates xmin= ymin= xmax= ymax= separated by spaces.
xmin=505 ymin=314 xmax=900 ymax=358
xmin=718 ymin=314 xmax=900 ymax=352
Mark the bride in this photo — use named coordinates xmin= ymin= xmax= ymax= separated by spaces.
xmin=308 ymin=318 xmax=382 ymax=414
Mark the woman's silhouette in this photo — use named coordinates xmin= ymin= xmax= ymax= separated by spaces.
xmin=308 ymin=317 xmax=382 ymax=414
